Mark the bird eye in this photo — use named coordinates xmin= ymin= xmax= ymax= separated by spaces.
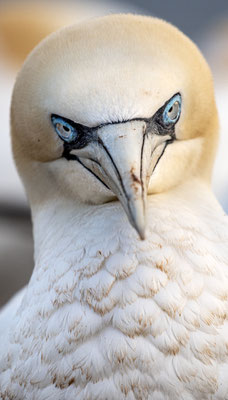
xmin=163 ymin=94 xmax=181 ymax=126
xmin=51 ymin=115 xmax=78 ymax=143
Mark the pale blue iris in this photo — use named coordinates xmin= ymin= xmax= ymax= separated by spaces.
xmin=163 ymin=94 xmax=181 ymax=126
xmin=52 ymin=116 xmax=78 ymax=143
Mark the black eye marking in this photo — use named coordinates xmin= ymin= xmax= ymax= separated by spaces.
xmin=51 ymin=114 xmax=96 ymax=150
xmin=51 ymin=115 xmax=78 ymax=143
xmin=51 ymin=92 xmax=181 ymax=189
xmin=51 ymin=92 xmax=181 ymax=150
xmin=151 ymin=92 xmax=181 ymax=135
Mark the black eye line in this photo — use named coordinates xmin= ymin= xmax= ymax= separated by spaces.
xmin=52 ymin=90 xmax=181 ymax=190
xmin=51 ymin=113 xmax=91 ymax=135
xmin=62 ymin=149 xmax=110 ymax=190
xmin=155 ymin=92 xmax=181 ymax=117
xmin=51 ymin=92 xmax=181 ymax=137
xmin=152 ymin=138 xmax=174 ymax=174
xmin=153 ymin=93 xmax=181 ymax=129
xmin=53 ymin=93 xmax=180 ymax=190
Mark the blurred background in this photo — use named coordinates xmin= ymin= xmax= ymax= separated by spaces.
xmin=1 ymin=0 xmax=228 ymax=307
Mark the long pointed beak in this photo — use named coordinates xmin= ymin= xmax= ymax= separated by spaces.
xmin=69 ymin=120 xmax=172 ymax=239
xmin=97 ymin=122 xmax=148 ymax=239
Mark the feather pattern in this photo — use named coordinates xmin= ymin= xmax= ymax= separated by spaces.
xmin=1 ymin=13 xmax=227 ymax=400
xmin=1 ymin=182 xmax=228 ymax=400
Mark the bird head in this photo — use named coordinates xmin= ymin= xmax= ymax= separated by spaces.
xmin=11 ymin=14 xmax=218 ymax=239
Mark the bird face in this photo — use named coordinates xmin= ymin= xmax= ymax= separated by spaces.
xmin=11 ymin=15 xmax=218 ymax=238
xmin=49 ymin=94 xmax=181 ymax=238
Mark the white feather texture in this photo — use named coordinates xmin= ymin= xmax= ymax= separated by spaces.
xmin=1 ymin=182 xmax=228 ymax=399
xmin=1 ymin=14 xmax=228 ymax=400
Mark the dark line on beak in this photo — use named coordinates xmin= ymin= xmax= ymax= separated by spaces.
xmin=63 ymin=151 xmax=110 ymax=190
xmin=79 ymin=160 xmax=110 ymax=190
xmin=97 ymin=137 xmax=130 ymax=202
xmin=152 ymin=139 xmax=173 ymax=174
xmin=140 ymin=129 xmax=146 ymax=215
xmin=97 ymin=136 xmax=141 ymax=232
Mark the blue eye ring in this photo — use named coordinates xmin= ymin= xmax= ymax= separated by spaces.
xmin=51 ymin=115 xmax=78 ymax=143
xmin=163 ymin=94 xmax=182 ymax=126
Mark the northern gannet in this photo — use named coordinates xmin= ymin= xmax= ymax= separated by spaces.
xmin=1 ymin=14 xmax=228 ymax=400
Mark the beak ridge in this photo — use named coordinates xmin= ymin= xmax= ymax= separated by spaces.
xmin=70 ymin=120 xmax=172 ymax=239
xmin=97 ymin=121 xmax=148 ymax=239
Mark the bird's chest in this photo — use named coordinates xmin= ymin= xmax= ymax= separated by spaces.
xmin=4 ymin=202 xmax=228 ymax=399
xmin=22 ymin=240 xmax=228 ymax=399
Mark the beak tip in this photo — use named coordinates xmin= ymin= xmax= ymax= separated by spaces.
xmin=128 ymin=200 xmax=147 ymax=241
xmin=137 ymin=228 xmax=146 ymax=241
xmin=133 ymin=219 xmax=146 ymax=240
